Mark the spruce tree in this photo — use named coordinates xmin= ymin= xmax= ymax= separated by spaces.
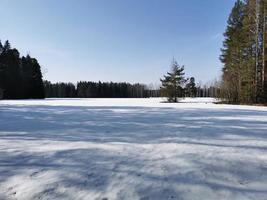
xmin=0 ymin=40 xmax=45 ymax=99
xmin=2 ymin=48 xmax=22 ymax=99
xmin=185 ymin=77 xmax=197 ymax=97
xmin=160 ymin=60 xmax=186 ymax=102
xmin=30 ymin=57 xmax=45 ymax=98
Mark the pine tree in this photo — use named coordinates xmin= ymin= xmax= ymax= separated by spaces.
xmin=221 ymin=0 xmax=267 ymax=103
xmin=220 ymin=0 xmax=245 ymax=103
xmin=160 ymin=60 xmax=187 ymax=102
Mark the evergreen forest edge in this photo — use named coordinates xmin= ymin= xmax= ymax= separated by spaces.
xmin=1 ymin=0 xmax=267 ymax=104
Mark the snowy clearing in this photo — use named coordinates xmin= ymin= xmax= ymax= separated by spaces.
xmin=0 ymin=98 xmax=267 ymax=200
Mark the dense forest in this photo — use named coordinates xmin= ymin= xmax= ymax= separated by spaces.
xmin=0 ymin=40 xmax=44 ymax=99
xmin=220 ymin=0 xmax=267 ymax=103
xmin=44 ymin=81 xmax=158 ymax=98
xmin=43 ymin=80 xmax=218 ymax=99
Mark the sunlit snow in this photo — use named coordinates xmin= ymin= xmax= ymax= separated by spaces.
xmin=0 ymin=98 xmax=267 ymax=200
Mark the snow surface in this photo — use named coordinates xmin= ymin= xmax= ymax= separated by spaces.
xmin=0 ymin=98 xmax=267 ymax=200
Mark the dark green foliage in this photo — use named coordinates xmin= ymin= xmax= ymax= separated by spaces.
xmin=3 ymin=40 xmax=11 ymax=52
xmin=21 ymin=56 xmax=45 ymax=99
xmin=220 ymin=0 xmax=246 ymax=103
xmin=44 ymin=81 xmax=77 ymax=98
xmin=76 ymin=81 xmax=146 ymax=98
xmin=0 ymin=41 xmax=3 ymax=53
xmin=160 ymin=60 xmax=187 ymax=102
xmin=44 ymin=81 xmax=156 ymax=98
xmin=221 ymin=0 xmax=267 ymax=103
xmin=185 ymin=77 xmax=197 ymax=97
xmin=160 ymin=60 xmax=215 ymax=100
xmin=0 ymin=40 xmax=44 ymax=99
xmin=0 ymin=48 xmax=22 ymax=99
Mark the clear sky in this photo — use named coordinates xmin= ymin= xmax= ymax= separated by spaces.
xmin=0 ymin=0 xmax=235 ymax=85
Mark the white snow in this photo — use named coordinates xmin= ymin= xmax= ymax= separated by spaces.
xmin=0 ymin=98 xmax=267 ymax=200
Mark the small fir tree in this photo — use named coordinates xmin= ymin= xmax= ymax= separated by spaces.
xmin=160 ymin=59 xmax=187 ymax=102
xmin=185 ymin=77 xmax=197 ymax=97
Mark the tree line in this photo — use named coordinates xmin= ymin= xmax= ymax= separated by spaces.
xmin=0 ymin=40 xmax=44 ymax=99
xmin=220 ymin=0 xmax=267 ymax=104
xmin=0 ymin=40 xmax=218 ymax=100
xmin=44 ymin=81 xmax=157 ymax=98
xmin=44 ymin=79 xmax=218 ymax=99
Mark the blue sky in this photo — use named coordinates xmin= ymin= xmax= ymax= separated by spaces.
xmin=0 ymin=0 xmax=235 ymax=85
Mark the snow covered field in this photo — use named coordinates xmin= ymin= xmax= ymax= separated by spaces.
xmin=0 ymin=98 xmax=267 ymax=200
